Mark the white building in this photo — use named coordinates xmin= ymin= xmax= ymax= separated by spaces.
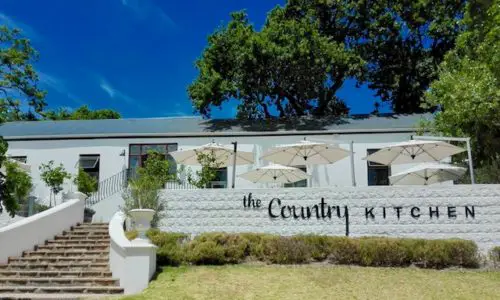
xmin=0 ymin=113 xmax=432 ymax=208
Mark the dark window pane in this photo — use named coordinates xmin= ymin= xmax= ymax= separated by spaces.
xmin=285 ymin=165 xmax=307 ymax=188
xmin=79 ymin=155 xmax=100 ymax=169
xmin=130 ymin=145 xmax=141 ymax=155
xmin=166 ymin=154 xmax=177 ymax=176
xmin=142 ymin=145 xmax=166 ymax=154
xmin=10 ymin=156 xmax=27 ymax=163
xmin=167 ymin=144 xmax=178 ymax=153
xmin=367 ymin=149 xmax=390 ymax=186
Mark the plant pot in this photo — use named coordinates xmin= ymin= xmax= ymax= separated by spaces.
xmin=129 ymin=209 xmax=155 ymax=243
xmin=83 ymin=208 xmax=95 ymax=223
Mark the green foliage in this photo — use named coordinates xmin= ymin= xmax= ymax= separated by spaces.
xmin=261 ymin=236 xmax=311 ymax=264
xmin=489 ymin=246 xmax=500 ymax=268
xmin=122 ymin=151 xmax=171 ymax=227
xmin=189 ymin=9 xmax=358 ymax=119
xmin=131 ymin=231 xmax=480 ymax=269
xmin=425 ymin=0 xmax=500 ymax=180
xmin=188 ymin=233 xmax=249 ymax=264
xmin=73 ymin=168 xmax=97 ymax=196
xmin=186 ymin=151 xmax=224 ymax=188
xmin=38 ymin=160 xmax=71 ymax=207
xmin=0 ymin=25 xmax=47 ymax=121
xmin=0 ymin=159 xmax=32 ymax=217
xmin=43 ymin=105 xmax=121 ymax=120
xmin=190 ymin=0 xmax=466 ymax=118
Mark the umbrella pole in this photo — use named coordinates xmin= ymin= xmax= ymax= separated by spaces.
xmin=350 ymin=141 xmax=356 ymax=186
xmin=231 ymin=141 xmax=238 ymax=189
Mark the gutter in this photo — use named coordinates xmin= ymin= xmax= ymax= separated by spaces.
xmin=2 ymin=127 xmax=418 ymax=141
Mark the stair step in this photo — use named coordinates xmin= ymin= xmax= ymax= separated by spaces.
xmin=46 ymin=240 xmax=109 ymax=245
xmin=0 ymin=270 xmax=112 ymax=278
xmin=9 ymin=257 xmax=108 ymax=264
xmin=37 ymin=244 xmax=109 ymax=251
xmin=64 ymin=230 xmax=109 ymax=236
xmin=0 ymin=277 xmax=119 ymax=286
xmin=55 ymin=235 xmax=110 ymax=241
xmin=0 ymin=293 xmax=105 ymax=299
xmin=24 ymin=250 xmax=108 ymax=257
xmin=0 ymin=286 xmax=124 ymax=294
xmin=0 ymin=262 xmax=109 ymax=271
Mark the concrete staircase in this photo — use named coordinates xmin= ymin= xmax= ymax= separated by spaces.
xmin=0 ymin=223 xmax=124 ymax=299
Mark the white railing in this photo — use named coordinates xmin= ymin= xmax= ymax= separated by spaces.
xmin=109 ymin=211 xmax=157 ymax=295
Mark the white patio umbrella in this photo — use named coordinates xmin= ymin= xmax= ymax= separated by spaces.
xmin=239 ymin=164 xmax=310 ymax=184
xmin=169 ymin=142 xmax=254 ymax=167
xmin=389 ymin=163 xmax=467 ymax=185
xmin=364 ymin=140 xmax=465 ymax=165
xmin=260 ymin=140 xmax=350 ymax=166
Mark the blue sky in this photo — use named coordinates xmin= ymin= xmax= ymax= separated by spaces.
xmin=1 ymin=0 xmax=386 ymax=119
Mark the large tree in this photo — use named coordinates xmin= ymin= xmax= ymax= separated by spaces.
xmin=1 ymin=26 xmax=47 ymax=121
xmin=424 ymin=0 xmax=499 ymax=181
xmin=43 ymin=105 xmax=121 ymax=120
xmin=284 ymin=0 xmax=466 ymax=113
xmin=1 ymin=26 xmax=46 ymax=215
xmin=189 ymin=10 xmax=363 ymax=119
xmin=190 ymin=0 xmax=466 ymax=118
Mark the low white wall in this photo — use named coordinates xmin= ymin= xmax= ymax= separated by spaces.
xmin=160 ymin=185 xmax=500 ymax=252
xmin=0 ymin=194 xmax=85 ymax=263
xmin=109 ymin=212 xmax=157 ymax=295
xmin=92 ymin=193 xmax=124 ymax=223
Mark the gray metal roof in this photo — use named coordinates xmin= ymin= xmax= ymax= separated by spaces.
xmin=0 ymin=113 xmax=433 ymax=140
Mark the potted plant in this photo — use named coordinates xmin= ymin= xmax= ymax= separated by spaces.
xmin=73 ymin=168 xmax=98 ymax=222
xmin=121 ymin=151 xmax=167 ymax=242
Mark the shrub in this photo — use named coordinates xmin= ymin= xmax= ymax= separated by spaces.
xmin=188 ymin=233 xmax=249 ymax=264
xmin=328 ymin=237 xmax=361 ymax=265
xmin=295 ymin=235 xmax=332 ymax=261
xmin=123 ymin=231 xmax=479 ymax=269
xmin=489 ymin=246 xmax=500 ymax=267
xmin=262 ymin=236 xmax=311 ymax=264
xmin=358 ymin=238 xmax=409 ymax=267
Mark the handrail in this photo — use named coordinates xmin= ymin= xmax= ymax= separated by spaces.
xmin=86 ymin=169 xmax=130 ymax=207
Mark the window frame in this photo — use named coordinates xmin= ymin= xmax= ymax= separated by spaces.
xmin=366 ymin=149 xmax=391 ymax=186
xmin=128 ymin=143 xmax=179 ymax=176
xmin=284 ymin=165 xmax=308 ymax=188
xmin=78 ymin=154 xmax=101 ymax=182
xmin=9 ymin=156 xmax=27 ymax=163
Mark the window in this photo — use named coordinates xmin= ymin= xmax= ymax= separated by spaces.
xmin=9 ymin=156 xmax=27 ymax=163
xmin=210 ymin=167 xmax=227 ymax=188
xmin=284 ymin=166 xmax=308 ymax=188
xmin=128 ymin=144 xmax=178 ymax=177
xmin=367 ymin=149 xmax=390 ymax=186
xmin=79 ymin=155 xmax=100 ymax=181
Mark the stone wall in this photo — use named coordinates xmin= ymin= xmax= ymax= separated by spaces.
xmin=160 ymin=185 xmax=500 ymax=251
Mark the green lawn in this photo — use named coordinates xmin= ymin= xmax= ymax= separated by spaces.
xmin=119 ymin=264 xmax=500 ymax=300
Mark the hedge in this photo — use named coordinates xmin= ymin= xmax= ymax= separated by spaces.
xmin=125 ymin=231 xmax=480 ymax=269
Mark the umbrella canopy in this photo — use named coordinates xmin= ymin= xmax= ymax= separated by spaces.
xmin=169 ymin=142 xmax=254 ymax=167
xmin=364 ymin=140 xmax=465 ymax=165
xmin=239 ymin=164 xmax=310 ymax=184
xmin=260 ymin=140 xmax=350 ymax=166
xmin=389 ymin=163 xmax=467 ymax=185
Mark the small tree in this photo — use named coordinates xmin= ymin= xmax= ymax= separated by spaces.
xmin=39 ymin=161 xmax=71 ymax=207
xmin=187 ymin=151 xmax=224 ymax=188
xmin=121 ymin=151 xmax=171 ymax=228
xmin=73 ymin=168 xmax=98 ymax=196
xmin=1 ymin=160 xmax=33 ymax=216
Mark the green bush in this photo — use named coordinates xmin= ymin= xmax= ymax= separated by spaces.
xmin=262 ymin=236 xmax=311 ymax=264
xmin=358 ymin=238 xmax=409 ymax=267
xmin=188 ymin=233 xmax=249 ymax=264
xmin=124 ymin=230 xmax=479 ymax=269
xmin=328 ymin=237 xmax=361 ymax=265
xmin=489 ymin=246 xmax=500 ymax=267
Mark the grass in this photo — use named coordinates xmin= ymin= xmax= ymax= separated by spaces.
xmin=119 ymin=264 xmax=500 ymax=300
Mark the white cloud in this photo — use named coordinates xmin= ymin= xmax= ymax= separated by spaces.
xmin=120 ymin=0 xmax=176 ymax=30
xmin=99 ymin=78 xmax=145 ymax=111
xmin=0 ymin=12 xmax=41 ymax=40
xmin=38 ymin=71 xmax=83 ymax=104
